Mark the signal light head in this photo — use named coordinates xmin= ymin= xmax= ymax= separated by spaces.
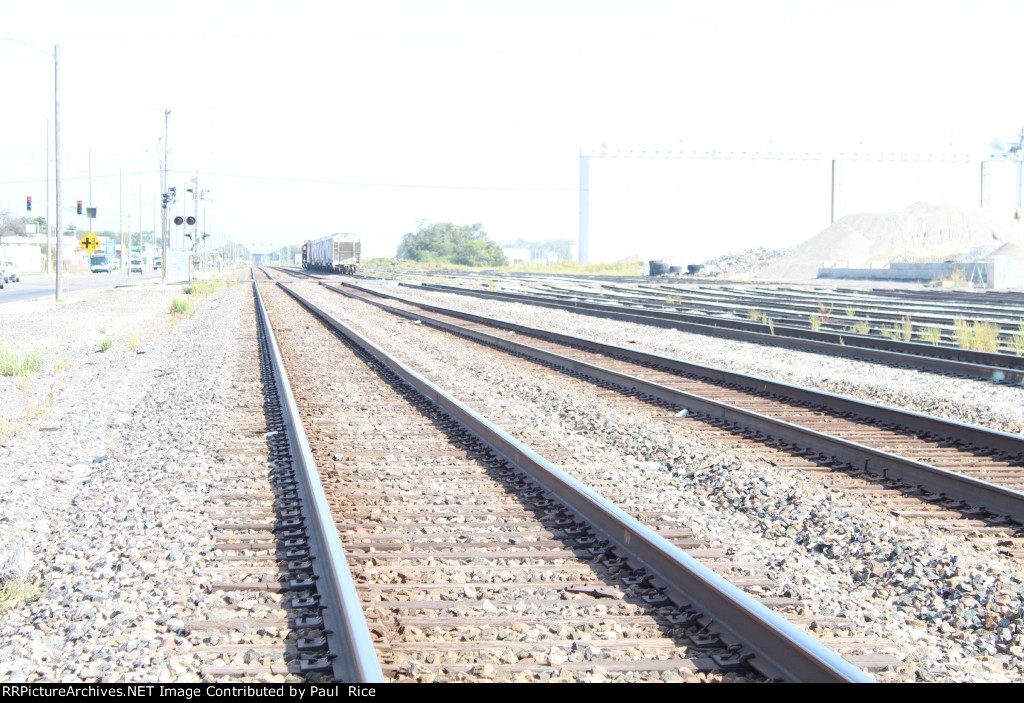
xmin=76 ymin=200 xmax=83 ymax=215
xmin=26 ymin=196 xmax=32 ymax=211
xmin=174 ymin=216 xmax=184 ymax=225
xmin=186 ymin=216 xmax=196 ymax=226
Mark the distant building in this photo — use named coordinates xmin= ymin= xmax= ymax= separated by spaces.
xmin=501 ymin=247 xmax=531 ymax=264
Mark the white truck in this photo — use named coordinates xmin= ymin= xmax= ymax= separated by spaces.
xmin=90 ymin=251 xmax=113 ymax=273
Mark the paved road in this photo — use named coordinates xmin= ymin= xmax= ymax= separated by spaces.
xmin=0 ymin=267 xmax=164 ymax=304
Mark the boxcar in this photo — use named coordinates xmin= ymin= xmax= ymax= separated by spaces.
xmin=305 ymin=233 xmax=360 ymax=274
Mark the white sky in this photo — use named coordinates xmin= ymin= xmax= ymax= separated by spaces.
xmin=2 ymin=0 xmax=1024 ymax=262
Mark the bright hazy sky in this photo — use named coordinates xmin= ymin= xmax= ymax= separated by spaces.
xmin=3 ymin=1 xmax=1024 ymax=262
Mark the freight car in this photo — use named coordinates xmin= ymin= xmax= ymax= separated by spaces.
xmin=303 ymin=233 xmax=361 ymax=274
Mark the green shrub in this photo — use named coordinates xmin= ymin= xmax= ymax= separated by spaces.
xmin=0 ymin=348 xmax=44 ymax=377
xmin=169 ymin=298 xmax=193 ymax=316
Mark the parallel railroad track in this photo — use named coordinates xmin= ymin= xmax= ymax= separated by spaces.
xmin=251 ymin=270 xmax=871 ymax=683
xmin=397 ymin=280 xmax=1024 ymax=384
xmin=323 ymin=280 xmax=1024 ymax=530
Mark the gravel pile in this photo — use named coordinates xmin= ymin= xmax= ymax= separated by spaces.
xmin=0 ymin=277 xmax=259 ymax=682
xmin=302 ymin=280 xmax=1024 ymax=682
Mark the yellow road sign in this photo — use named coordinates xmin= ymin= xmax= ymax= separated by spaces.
xmin=80 ymin=232 xmax=100 ymax=255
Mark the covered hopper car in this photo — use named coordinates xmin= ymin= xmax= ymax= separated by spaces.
xmin=303 ymin=233 xmax=361 ymax=274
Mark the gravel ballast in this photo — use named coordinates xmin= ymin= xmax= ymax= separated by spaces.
xmin=0 ymin=278 xmax=264 ymax=682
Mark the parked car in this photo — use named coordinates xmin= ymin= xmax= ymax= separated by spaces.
xmin=130 ymin=258 xmax=144 ymax=274
xmin=153 ymin=256 xmax=163 ymax=270
xmin=2 ymin=262 xmax=20 ymax=282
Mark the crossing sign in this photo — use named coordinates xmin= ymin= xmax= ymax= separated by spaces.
xmin=79 ymin=232 xmax=100 ymax=255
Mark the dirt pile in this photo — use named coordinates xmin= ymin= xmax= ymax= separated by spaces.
xmin=762 ymin=202 xmax=1024 ymax=280
xmin=701 ymin=246 xmax=792 ymax=277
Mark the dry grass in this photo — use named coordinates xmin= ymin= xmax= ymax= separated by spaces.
xmin=1011 ymin=324 xmax=1024 ymax=356
xmin=917 ymin=327 xmax=942 ymax=345
xmin=954 ymin=317 xmax=1001 ymax=352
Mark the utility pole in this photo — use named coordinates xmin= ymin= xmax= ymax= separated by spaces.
xmin=120 ymin=170 xmax=125 ymax=278
xmin=161 ymin=108 xmax=170 ymax=283
xmin=54 ymin=45 xmax=62 ymax=301
xmin=45 ymin=119 xmax=50 ymax=274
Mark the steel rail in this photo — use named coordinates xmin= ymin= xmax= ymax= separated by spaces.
xmin=335 ymin=282 xmax=1024 ymax=455
xmin=271 ymin=279 xmax=872 ymax=683
xmin=403 ymin=282 xmax=1024 ymax=381
xmin=325 ymin=282 xmax=1024 ymax=525
xmin=251 ymin=278 xmax=384 ymax=683
xmin=625 ymin=284 xmax=1024 ymax=325
xmin=422 ymin=280 xmax=1024 ymax=370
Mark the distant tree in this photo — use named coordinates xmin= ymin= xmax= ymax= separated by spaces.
xmin=397 ymin=222 xmax=507 ymax=267
xmin=0 ymin=209 xmax=25 ymax=237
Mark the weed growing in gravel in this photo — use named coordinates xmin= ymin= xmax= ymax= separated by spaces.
xmin=845 ymin=307 xmax=856 ymax=318
xmin=898 ymin=315 xmax=914 ymax=342
xmin=127 ymin=333 xmax=139 ymax=351
xmin=183 ymin=281 xmax=215 ymax=295
xmin=953 ymin=317 xmax=972 ymax=349
xmin=747 ymin=308 xmax=761 ymax=321
xmin=0 ymin=577 xmax=47 ymax=614
xmin=918 ymin=327 xmax=942 ymax=345
xmin=972 ymin=322 xmax=1001 ymax=353
xmin=1011 ymin=325 xmax=1024 ymax=356
xmin=0 ymin=348 xmax=43 ymax=377
xmin=169 ymin=298 xmax=193 ymax=317
xmin=99 ymin=338 xmax=113 ymax=352
xmin=809 ymin=314 xmax=821 ymax=331
xmin=955 ymin=317 xmax=1001 ymax=352
xmin=850 ymin=320 xmax=870 ymax=336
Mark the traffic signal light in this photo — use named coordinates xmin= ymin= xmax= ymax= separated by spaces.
xmin=76 ymin=200 xmax=83 ymax=215
xmin=26 ymin=196 xmax=32 ymax=211
xmin=186 ymin=216 xmax=196 ymax=226
xmin=174 ymin=216 xmax=184 ymax=225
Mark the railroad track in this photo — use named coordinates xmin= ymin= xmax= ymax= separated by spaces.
xmin=251 ymin=270 xmax=870 ymax=682
xmin=399 ymin=281 xmax=1024 ymax=384
xmin=178 ymin=269 xmax=340 ymax=682
xmin=322 ymin=280 xmax=1024 ymax=529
